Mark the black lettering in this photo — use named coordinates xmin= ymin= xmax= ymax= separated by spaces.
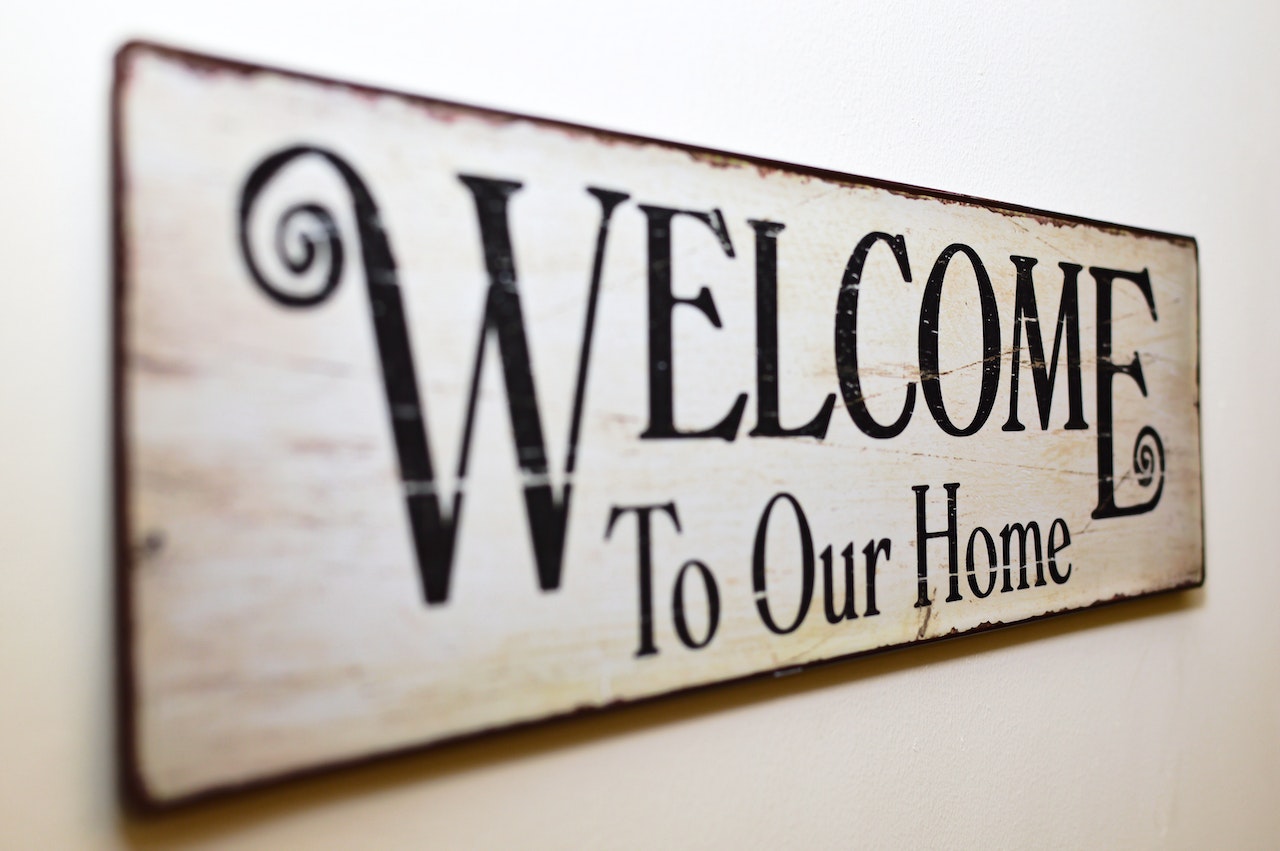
xmin=639 ymin=205 xmax=747 ymax=441
xmin=821 ymin=543 xmax=858 ymax=624
xmin=605 ymin=502 xmax=681 ymax=657
xmin=749 ymin=220 xmax=837 ymax=438
xmin=439 ymin=177 xmax=629 ymax=603
xmin=1091 ymin=266 xmax=1165 ymax=518
xmin=912 ymin=482 xmax=959 ymax=607
xmin=238 ymin=149 xmax=629 ymax=606
xmin=1002 ymin=257 xmax=1087 ymax=432
xmin=752 ymin=492 xmax=816 ymax=635
xmin=861 ymin=538 xmax=887 ymax=617
xmin=918 ymin=244 xmax=1001 ymax=436
xmin=966 ymin=527 xmax=998 ymax=598
xmin=1047 ymin=518 xmax=1072 ymax=584
xmin=672 ymin=559 xmax=720 ymax=649
xmin=834 ymin=232 xmax=917 ymax=438
xmin=999 ymin=522 xmax=1044 ymax=592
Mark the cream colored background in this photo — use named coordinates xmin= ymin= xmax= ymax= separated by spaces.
xmin=121 ymin=49 xmax=1201 ymax=802
xmin=1 ymin=1 xmax=1273 ymax=847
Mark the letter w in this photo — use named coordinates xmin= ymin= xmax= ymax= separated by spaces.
xmin=238 ymin=149 xmax=627 ymax=606
xmin=396 ymin=178 xmax=630 ymax=603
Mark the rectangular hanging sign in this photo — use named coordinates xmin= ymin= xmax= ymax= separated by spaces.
xmin=115 ymin=42 xmax=1203 ymax=806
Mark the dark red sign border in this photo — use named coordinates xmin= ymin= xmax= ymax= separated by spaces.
xmin=112 ymin=39 xmax=1204 ymax=812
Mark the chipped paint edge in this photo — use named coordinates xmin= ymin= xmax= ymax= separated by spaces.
xmin=111 ymin=39 xmax=1205 ymax=812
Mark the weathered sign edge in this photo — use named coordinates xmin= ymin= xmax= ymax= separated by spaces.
xmin=110 ymin=39 xmax=1205 ymax=812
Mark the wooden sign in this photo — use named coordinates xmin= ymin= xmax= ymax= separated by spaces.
xmin=114 ymin=42 xmax=1203 ymax=806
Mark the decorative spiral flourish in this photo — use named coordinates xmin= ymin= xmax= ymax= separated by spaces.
xmin=1132 ymin=425 xmax=1165 ymax=492
xmin=237 ymin=145 xmax=445 ymax=597
xmin=261 ymin=202 xmax=345 ymax=305
xmin=238 ymin=146 xmax=391 ymax=309
xmin=235 ymin=149 xmax=629 ymax=605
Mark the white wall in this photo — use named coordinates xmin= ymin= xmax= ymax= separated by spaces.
xmin=3 ymin=1 xmax=1276 ymax=847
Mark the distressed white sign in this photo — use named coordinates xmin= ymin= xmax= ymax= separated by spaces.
xmin=115 ymin=42 xmax=1203 ymax=806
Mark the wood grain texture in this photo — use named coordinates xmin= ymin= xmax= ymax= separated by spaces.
xmin=116 ymin=43 xmax=1201 ymax=805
